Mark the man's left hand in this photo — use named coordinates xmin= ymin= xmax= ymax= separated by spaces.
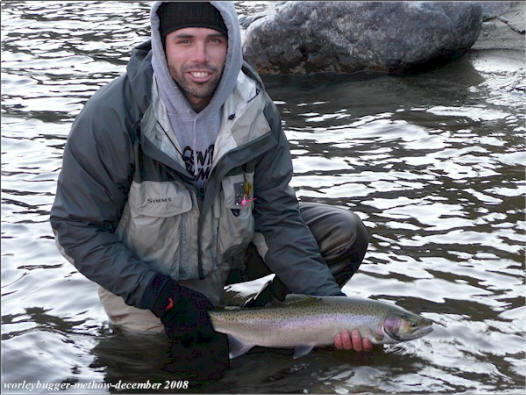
xmin=334 ymin=329 xmax=373 ymax=352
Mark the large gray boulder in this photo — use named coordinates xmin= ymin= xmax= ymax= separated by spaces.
xmin=243 ymin=1 xmax=483 ymax=74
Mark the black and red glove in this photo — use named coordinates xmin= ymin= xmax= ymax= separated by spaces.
xmin=141 ymin=274 xmax=229 ymax=380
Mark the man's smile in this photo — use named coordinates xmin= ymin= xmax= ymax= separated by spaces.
xmin=187 ymin=70 xmax=214 ymax=83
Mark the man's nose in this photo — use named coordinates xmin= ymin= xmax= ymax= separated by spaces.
xmin=191 ymin=41 xmax=208 ymax=63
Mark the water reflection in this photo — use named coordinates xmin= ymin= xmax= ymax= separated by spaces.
xmin=2 ymin=1 xmax=525 ymax=393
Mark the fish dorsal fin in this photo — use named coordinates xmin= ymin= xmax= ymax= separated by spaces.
xmin=293 ymin=345 xmax=314 ymax=359
xmin=227 ymin=334 xmax=254 ymax=359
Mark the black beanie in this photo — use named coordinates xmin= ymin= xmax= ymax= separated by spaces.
xmin=157 ymin=2 xmax=228 ymax=41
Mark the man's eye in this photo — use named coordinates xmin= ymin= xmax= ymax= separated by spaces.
xmin=174 ymin=38 xmax=191 ymax=45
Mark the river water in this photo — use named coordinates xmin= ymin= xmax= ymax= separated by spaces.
xmin=1 ymin=1 xmax=525 ymax=394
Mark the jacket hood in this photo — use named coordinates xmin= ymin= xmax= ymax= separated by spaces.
xmin=150 ymin=1 xmax=243 ymax=118
xmin=125 ymin=41 xmax=154 ymax=115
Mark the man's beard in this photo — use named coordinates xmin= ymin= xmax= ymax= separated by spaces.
xmin=168 ymin=62 xmax=223 ymax=103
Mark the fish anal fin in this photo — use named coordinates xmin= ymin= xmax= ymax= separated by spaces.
xmin=227 ymin=334 xmax=254 ymax=359
xmin=293 ymin=345 xmax=314 ymax=359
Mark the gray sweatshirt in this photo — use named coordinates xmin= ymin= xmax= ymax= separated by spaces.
xmin=150 ymin=1 xmax=243 ymax=193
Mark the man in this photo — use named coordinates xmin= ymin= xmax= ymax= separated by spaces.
xmin=50 ymin=1 xmax=370 ymax=380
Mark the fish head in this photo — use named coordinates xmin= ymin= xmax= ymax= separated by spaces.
xmin=381 ymin=312 xmax=433 ymax=342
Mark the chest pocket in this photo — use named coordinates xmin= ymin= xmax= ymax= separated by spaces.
xmin=217 ymin=172 xmax=255 ymax=264
xmin=121 ymin=180 xmax=196 ymax=279
xmin=130 ymin=181 xmax=192 ymax=216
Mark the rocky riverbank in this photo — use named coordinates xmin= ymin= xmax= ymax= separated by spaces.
xmin=474 ymin=1 xmax=525 ymax=51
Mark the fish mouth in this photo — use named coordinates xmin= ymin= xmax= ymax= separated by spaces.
xmin=405 ymin=324 xmax=433 ymax=340
xmin=384 ymin=322 xmax=433 ymax=342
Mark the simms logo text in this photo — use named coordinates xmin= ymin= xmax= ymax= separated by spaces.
xmin=146 ymin=197 xmax=173 ymax=204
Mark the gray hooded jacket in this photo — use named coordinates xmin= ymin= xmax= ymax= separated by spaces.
xmin=50 ymin=1 xmax=341 ymax=309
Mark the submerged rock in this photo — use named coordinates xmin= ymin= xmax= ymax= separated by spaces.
xmin=243 ymin=1 xmax=483 ymax=74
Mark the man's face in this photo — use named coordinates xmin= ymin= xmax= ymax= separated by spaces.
xmin=165 ymin=27 xmax=228 ymax=112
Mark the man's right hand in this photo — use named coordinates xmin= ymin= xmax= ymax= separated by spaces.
xmin=334 ymin=329 xmax=374 ymax=352
xmin=141 ymin=274 xmax=229 ymax=380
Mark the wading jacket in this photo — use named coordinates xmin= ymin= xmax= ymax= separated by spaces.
xmin=50 ymin=41 xmax=341 ymax=308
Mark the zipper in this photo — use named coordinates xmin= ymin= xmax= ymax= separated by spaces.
xmin=155 ymin=120 xmax=184 ymax=159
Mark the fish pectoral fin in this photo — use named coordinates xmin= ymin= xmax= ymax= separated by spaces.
xmin=227 ymin=335 xmax=254 ymax=359
xmin=293 ymin=345 xmax=314 ymax=359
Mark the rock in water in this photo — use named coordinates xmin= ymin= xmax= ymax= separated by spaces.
xmin=243 ymin=1 xmax=483 ymax=74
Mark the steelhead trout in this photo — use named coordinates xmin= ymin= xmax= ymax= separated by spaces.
xmin=210 ymin=294 xmax=433 ymax=359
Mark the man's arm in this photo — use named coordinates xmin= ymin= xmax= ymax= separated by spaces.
xmin=254 ymin=98 xmax=374 ymax=353
xmin=51 ymin=90 xmax=230 ymax=368
xmin=50 ymin=80 xmax=157 ymax=308
xmin=252 ymin=99 xmax=343 ymax=297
